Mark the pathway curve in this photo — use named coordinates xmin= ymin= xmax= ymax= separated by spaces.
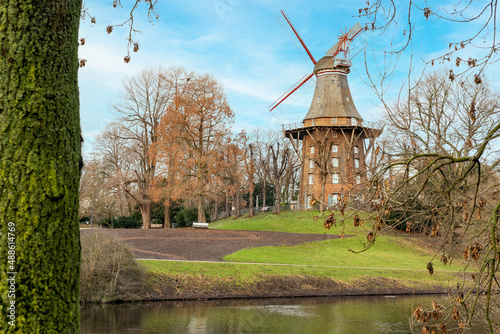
xmin=81 ymin=228 xmax=340 ymax=261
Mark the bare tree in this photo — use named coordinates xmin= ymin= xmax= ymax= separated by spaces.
xmin=359 ymin=1 xmax=500 ymax=83
xmin=80 ymin=0 xmax=159 ymax=64
xmin=244 ymin=136 xmax=256 ymax=217
xmin=359 ymin=71 xmax=500 ymax=332
xmin=150 ymin=116 xmax=189 ymax=228
xmin=164 ymin=73 xmax=234 ymax=223
xmin=347 ymin=3 xmax=500 ymax=329
xmin=113 ymin=66 xmax=189 ymax=228
xmin=268 ymin=132 xmax=293 ymax=213
xmin=253 ymin=130 xmax=272 ymax=208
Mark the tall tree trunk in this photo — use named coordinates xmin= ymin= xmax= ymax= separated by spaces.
xmin=236 ymin=186 xmax=241 ymax=216
xmin=214 ymin=196 xmax=219 ymax=221
xmin=0 ymin=0 xmax=82 ymax=332
xmin=140 ymin=201 xmax=152 ymax=229
xmin=249 ymin=189 xmax=254 ymax=217
xmin=126 ymin=196 xmax=133 ymax=216
xmin=275 ymin=181 xmax=282 ymax=213
xmin=319 ymin=177 xmax=326 ymax=213
xmin=225 ymin=191 xmax=230 ymax=218
xmin=263 ymin=177 xmax=267 ymax=207
xmin=119 ymin=194 xmax=124 ymax=216
xmin=197 ymin=195 xmax=206 ymax=223
xmin=163 ymin=197 xmax=171 ymax=228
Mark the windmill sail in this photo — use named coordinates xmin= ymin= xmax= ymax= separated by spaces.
xmin=269 ymin=73 xmax=314 ymax=111
xmin=326 ymin=22 xmax=363 ymax=57
xmin=277 ymin=10 xmax=317 ymax=65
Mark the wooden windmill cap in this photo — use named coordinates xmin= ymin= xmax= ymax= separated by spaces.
xmin=303 ymin=56 xmax=362 ymax=121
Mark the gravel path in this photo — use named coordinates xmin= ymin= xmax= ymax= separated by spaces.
xmin=81 ymin=228 xmax=340 ymax=261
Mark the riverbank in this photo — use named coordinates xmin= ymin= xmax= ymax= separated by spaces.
xmin=136 ymin=271 xmax=454 ymax=302
xmin=80 ymin=210 xmax=472 ymax=303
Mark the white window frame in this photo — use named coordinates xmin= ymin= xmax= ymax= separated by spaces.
xmin=310 ymin=146 xmax=315 ymax=154
xmin=351 ymin=118 xmax=357 ymax=126
xmin=332 ymin=145 xmax=338 ymax=153
xmin=356 ymin=175 xmax=361 ymax=184
xmin=332 ymin=158 xmax=339 ymax=168
xmin=332 ymin=193 xmax=339 ymax=205
xmin=354 ymin=146 xmax=359 ymax=154
xmin=309 ymin=159 xmax=314 ymax=169
xmin=332 ymin=173 xmax=339 ymax=184
xmin=309 ymin=174 xmax=314 ymax=185
xmin=355 ymin=158 xmax=360 ymax=169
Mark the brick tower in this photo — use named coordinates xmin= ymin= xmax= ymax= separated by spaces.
xmin=270 ymin=12 xmax=382 ymax=210
xmin=283 ymin=57 xmax=381 ymax=210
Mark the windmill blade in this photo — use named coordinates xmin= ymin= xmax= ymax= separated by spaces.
xmin=278 ymin=10 xmax=316 ymax=65
xmin=326 ymin=22 xmax=363 ymax=57
xmin=269 ymin=72 xmax=314 ymax=112
xmin=346 ymin=22 xmax=363 ymax=40
xmin=271 ymin=76 xmax=316 ymax=123
xmin=326 ymin=40 xmax=342 ymax=57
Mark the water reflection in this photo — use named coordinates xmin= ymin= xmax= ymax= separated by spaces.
xmin=81 ymin=295 xmax=488 ymax=334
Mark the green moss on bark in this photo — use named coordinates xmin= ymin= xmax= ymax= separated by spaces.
xmin=0 ymin=0 xmax=82 ymax=333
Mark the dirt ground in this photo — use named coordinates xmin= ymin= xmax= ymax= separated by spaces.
xmin=80 ymin=228 xmax=341 ymax=261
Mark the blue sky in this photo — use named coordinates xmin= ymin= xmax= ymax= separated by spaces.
xmin=78 ymin=1 xmax=500 ymax=153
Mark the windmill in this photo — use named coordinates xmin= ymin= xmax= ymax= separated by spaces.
xmin=269 ymin=10 xmax=363 ymax=112
xmin=272 ymin=10 xmax=382 ymax=212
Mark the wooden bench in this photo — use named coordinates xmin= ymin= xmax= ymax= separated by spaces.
xmin=192 ymin=222 xmax=209 ymax=229
xmin=151 ymin=223 xmax=163 ymax=228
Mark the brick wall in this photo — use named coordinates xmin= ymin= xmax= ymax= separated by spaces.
xmin=298 ymin=126 xmax=367 ymax=208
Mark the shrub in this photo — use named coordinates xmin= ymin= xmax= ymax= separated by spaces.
xmin=99 ymin=216 xmax=142 ymax=229
xmin=80 ymin=231 xmax=144 ymax=302
xmin=114 ymin=216 xmax=142 ymax=229
xmin=79 ymin=216 xmax=90 ymax=223
xmin=176 ymin=207 xmax=198 ymax=227
xmin=175 ymin=207 xmax=211 ymax=227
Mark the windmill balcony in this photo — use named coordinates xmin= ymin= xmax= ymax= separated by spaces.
xmin=282 ymin=117 xmax=381 ymax=132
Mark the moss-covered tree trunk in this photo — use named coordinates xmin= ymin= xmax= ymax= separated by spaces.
xmin=0 ymin=1 xmax=82 ymax=333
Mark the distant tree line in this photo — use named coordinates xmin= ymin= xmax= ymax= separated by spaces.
xmin=80 ymin=66 xmax=300 ymax=228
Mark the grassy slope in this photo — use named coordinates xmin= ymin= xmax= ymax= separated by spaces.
xmin=141 ymin=210 xmax=467 ymax=290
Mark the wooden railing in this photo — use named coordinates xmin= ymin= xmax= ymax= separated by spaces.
xmin=282 ymin=119 xmax=382 ymax=132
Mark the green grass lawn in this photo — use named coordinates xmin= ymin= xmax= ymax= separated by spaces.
xmin=139 ymin=259 xmax=459 ymax=287
xmin=210 ymin=210 xmax=362 ymax=234
xmin=141 ymin=210 xmax=469 ymax=289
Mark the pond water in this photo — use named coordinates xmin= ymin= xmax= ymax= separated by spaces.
xmin=81 ymin=295 xmax=487 ymax=334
